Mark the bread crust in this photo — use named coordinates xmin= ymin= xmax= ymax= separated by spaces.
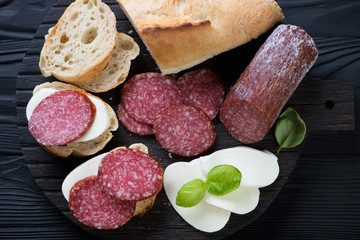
xmin=117 ymin=0 xmax=284 ymax=74
xmin=39 ymin=0 xmax=117 ymax=83
xmin=32 ymin=81 xmax=119 ymax=157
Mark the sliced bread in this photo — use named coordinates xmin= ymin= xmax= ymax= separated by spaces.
xmin=39 ymin=0 xmax=117 ymax=84
xmin=74 ymin=32 xmax=140 ymax=92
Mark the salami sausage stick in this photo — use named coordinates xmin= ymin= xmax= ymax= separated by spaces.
xmin=220 ymin=24 xmax=318 ymax=144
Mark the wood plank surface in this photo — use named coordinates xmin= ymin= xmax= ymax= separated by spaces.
xmin=6 ymin=0 xmax=359 ymax=239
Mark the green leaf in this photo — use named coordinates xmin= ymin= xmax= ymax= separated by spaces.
xmin=205 ymin=165 xmax=242 ymax=196
xmin=275 ymin=107 xmax=306 ymax=153
xmin=176 ymin=179 xmax=206 ymax=207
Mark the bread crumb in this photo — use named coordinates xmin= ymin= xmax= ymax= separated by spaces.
xmin=168 ymin=152 xmax=173 ymax=159
xmin=128 ymin=30 xmax=133 ymax=35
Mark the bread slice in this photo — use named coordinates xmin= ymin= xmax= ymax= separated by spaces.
xmin=39 ymin=0 xmax=117 ymax=84
xmin=32 ymin=81 xmax=119 ymax=157
xmin=74 ymin=32 xmax=140 ymax=92
xmin=116 ymin=0 xmax=284 ymax=74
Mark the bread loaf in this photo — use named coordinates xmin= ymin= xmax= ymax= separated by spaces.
xmin=39 ymin=0 xmax=117 ymax=84
xmin=117 ymin=0 xmax=284 ymax=74
xmin=30 ymin=82 xmax=118 ymax=157
xmin=74 ymin=32 xmax=140 ymax=92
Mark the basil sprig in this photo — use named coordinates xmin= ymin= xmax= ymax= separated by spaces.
xmin=176 ymin=165 xmax=242 ymax=208
xmin=275 ymin=107 xmax=306 ymax=153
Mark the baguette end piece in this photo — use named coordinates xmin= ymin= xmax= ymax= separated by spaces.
xmin=117 ymin=0 xmax=284 ymax=74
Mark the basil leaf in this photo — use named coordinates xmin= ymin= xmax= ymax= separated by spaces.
xmin=275 ymin=107 xmax=306 ymax=153
xmin=176 ymin=179 xmax=206 ymax=207
xmin=205 ymin=165 xmax=241 ymax=196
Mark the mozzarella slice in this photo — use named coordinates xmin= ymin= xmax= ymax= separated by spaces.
xmin=203 ymin=187 xmax=260 ymax=214
xmin=75 ymin=95 xmax=110 ymax=142
xmin=26 ymin=88 xmax=110 ymax=142
xmin=163 ymin=160 xmax=231 ymax=233
xmin=200 ymin=146 xmax=279 ymax=188
xmin=163 ymin=146 xmax=280 ymax=232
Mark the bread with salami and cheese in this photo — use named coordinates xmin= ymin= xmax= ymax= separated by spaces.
xmin=26 ymin=81 xmax=118 ymax=157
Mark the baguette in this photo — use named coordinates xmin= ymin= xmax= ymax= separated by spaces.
xmin=74 ymin=32 xmax=140 ymax=92
xmin=29 ymin=81 xmax=118 ymax=157
xmin=117 ymin=0 xmax=284 ymax=74
xmin=39 ymin=0 xmax=117 ymax=84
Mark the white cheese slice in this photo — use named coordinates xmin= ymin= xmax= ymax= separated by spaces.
xmin=163 ymin=146 xmax=280 ymax=232
xmin=203 ymin=187 xmax=260 ymax=215
xmin=163 ymin=159 xmax=231 ymax=233
xmin=200 ymin=146 xmax=279 ymax=188
xmin=26 ymin=88 xmax=110 ymax=142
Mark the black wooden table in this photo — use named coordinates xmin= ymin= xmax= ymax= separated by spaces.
xmin=1 ymin=0 xmax=360 ymax=239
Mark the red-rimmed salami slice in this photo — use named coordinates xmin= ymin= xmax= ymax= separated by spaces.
xmin=98 ymin=148 xmax=163 ymax=201
xmin=28 ymin=90 xmax=96 ymax=146
xmin=69 ymin=175 xmax=135 ymax=230
xmin=153 ymin=105 xmax=216 ymax=157
xmin=121 ymin=72 xmax=182 ymax=125
xmin=177 ymin=68 xmax=225 ymax=119
xmin=220 ymin=24 xmax=318 ymax=144
xmin=117 ymin=104 xmax=154 ymax=135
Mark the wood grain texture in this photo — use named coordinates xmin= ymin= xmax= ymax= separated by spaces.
xmin=10 ymin=0 xmax=359 ymax=239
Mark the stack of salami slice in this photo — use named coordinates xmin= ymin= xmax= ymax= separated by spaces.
xmin=68 ymin=148 xmax=163 ymax=229
xmin=118 ymin=69 xmax=225 ymax=157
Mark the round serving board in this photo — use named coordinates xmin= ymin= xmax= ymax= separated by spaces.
xmin=15 ymin=0 xmax=355 ymax=239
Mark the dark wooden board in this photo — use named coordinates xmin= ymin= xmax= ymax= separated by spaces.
xmin=15 ymin=0 xmax=355 ymax=239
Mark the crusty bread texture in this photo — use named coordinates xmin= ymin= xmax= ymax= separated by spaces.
xmin=32 ymin=81 xmax=119 ymax=158
xmin=74 ymin=32 xmax=140 ymax=92
xmin=39 ymin=0 xmax=117 ymax=84
xmin=117 ymin=0 xmax=284 ymax=74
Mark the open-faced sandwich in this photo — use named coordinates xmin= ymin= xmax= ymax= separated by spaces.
xmin=26 ymin=81 xmax=118 ymax=157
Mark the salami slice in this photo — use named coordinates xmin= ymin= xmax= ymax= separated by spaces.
xmin=69 ymin=175 xmax=135 ymax=229
xmin=177 ymin=68 xmax=225 ymax=119
xmin=121 ymin=72 xmax=182 ymax=125
xmin=153 ymin=105 xmax=216 ymax=157
xmin=117 ymin=104 xmax=154 ymax=135
xmin=220 ymin=24 xmax=318 ymax=144
xmin=98 ymin=148 xmax=163 ymax=201
xmin=28 ymin=90 xmax=96 ymax=146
